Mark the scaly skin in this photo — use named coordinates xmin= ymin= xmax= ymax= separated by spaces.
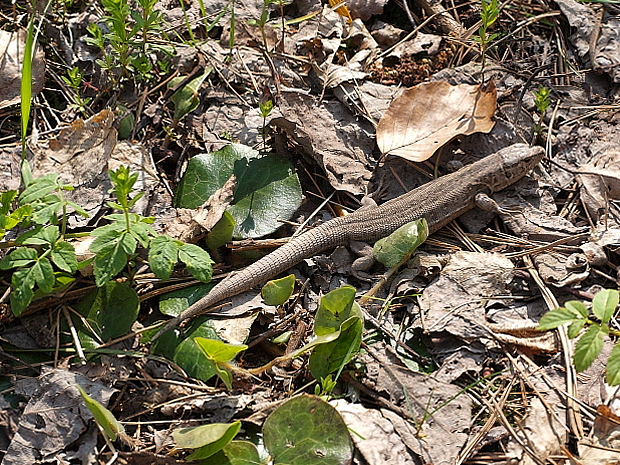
xmin=153 ymin=144 xmax=544 ymax=340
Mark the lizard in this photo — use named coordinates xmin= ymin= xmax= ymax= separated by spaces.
xmin=153 ymin=143 xmax=545 ymax=340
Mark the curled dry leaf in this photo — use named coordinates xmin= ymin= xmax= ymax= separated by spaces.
xmin=376 ymin=80 xmax=497 ymax=162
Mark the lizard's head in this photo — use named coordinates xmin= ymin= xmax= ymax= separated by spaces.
xmin=487 ymin=144 xmax=545 ymax=191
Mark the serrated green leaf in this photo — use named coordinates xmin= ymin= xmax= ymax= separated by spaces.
xmin=565 ymin=300 xmax=589 ymax=318
xmin=148 ymin=235 xmax=180 ymax=280
xmin=90 ymin=224 xmax=126 ymax=253
xmin=173 ymin=421 xmax=240 ymax=461
xmin=93 ymin=234 xmax=136 ymax=286
xmin=51 ymin=241 xmax=78 ymax=273
xmin=0 ymin=247 xmax=38 ymax=269
xmin=19 ymin=174 xmax=58 ymax=204
xmin=592 ymin=289 xmax=619 ymax=323
xmin=32 ymin=258 xmax=54 ymax=293
xmin=176 ymin=144 xmax=302 ymax=239
xmin=261 ymin=274 xmax=295 ymax=306
xmin=76 ymin=384 xmax=125 ymax=441
xmin=31 ymin=196 xmax=63 ymax=224
xmin=18 ymin=225 xmax=59 ymax=246
xmin=606 ymin=342 xmax=620 ymax=386
xmin=373 ymin=218 xmax=429 ymax=267
xmin=567 ymin=318 xmax=587 ymax=338
xmin=574 ymin=325 xmax=604 ymax=372
xmin=178 ymin=243 xmax=214 ymax=282
xmin=537 ymin=307 xmax=580 ymax=331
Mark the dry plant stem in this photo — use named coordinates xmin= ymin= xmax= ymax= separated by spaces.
xmin=522 ymin=255 xmax=584 ymax=438
xmin=411 ymin=0 xmax=465 ymax=36
xmin=62 ymin=306 xmax=86 ymax=363
xmin=456 ymin=376 xmax=516 ymax=464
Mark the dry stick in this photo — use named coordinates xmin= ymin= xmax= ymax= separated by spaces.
xmin=411 ymin=0 xmax=465 ymax=36
xmin=523 ymin=255 xmax=584 ymax=439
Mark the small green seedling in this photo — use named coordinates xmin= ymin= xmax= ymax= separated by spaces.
xmin=473 ymin=0 xmax=501 ymax=80
xmin=173 ymin=421 xmax=241 ymax=461
xmin=533 ymin=85 xmax=551 ymax=136
xmin=537 ymin=288 xmax=620 ymax=385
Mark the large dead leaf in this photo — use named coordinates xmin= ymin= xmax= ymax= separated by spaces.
xmin=376 ymin=81 xmax=497 ymax=162
xmin=0 ymin=29 xmax=46 ymax=109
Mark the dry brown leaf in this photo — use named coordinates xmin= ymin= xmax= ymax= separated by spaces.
xmin=0 ymin=29 xmax=46 ymax=110
xmin=376 ymin=81 xmax=497 ymax=162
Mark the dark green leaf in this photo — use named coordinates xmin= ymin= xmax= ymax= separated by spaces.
xmin=176 ymin=144 xmax=302 ymax=239
xmin=263 ymin=395 xmax=353 ymax=465
xmin=10 ymin=267 xmax=35 ymax=315
xmin=148 ymin=235 xmax=180 ymax=280
xmin=158 ymin=282 xmax=214 ymax=317
xmin=574 ymin=325 xmax=604 ymax=372
xmin=151 ymin=319 xmax=219 ymax=382
xmin=74 ymin=281 xmax=140 ymax=346
xmin=178 ymin=243 xmax=214 ymax=283
xmin=93 ymin=235 xmax=135 ymax=287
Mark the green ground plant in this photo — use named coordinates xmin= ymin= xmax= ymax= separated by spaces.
xmin=533 ymin=85 xmax=551 ymax=135
xmin=473 ymin=0 xmax=501 ymax=80
xmin=537 ymin=288 xmax=620 ymax=385
xmin=86 ymin=0 xmax=168 ymax=85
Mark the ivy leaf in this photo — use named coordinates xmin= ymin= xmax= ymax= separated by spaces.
xmin=178 ymin=243 xmax=214 ymax=283
xmin=149 ymin=235 xmax=181 ymax=280
xmin=574 ymin=324 xmax=604 ymax=372
xmin=176 ymin=144 xmax=302 ymax=239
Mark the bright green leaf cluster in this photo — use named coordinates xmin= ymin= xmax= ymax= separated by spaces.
xmin=537 ymin=289 xmax=620 ymax=384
